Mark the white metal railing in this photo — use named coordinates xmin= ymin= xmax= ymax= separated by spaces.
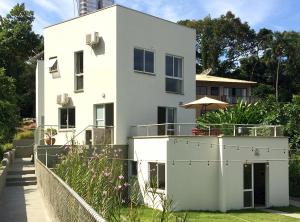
xmin=130 ymin=123 xmax=283 ymax=137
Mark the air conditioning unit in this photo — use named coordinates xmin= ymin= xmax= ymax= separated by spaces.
xmin=86 ymin=32 xmax=99 ymax=47
xmin=56 ymin=93 xmax=70 ymax=105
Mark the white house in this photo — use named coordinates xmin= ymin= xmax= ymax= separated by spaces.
xmin=36 ymin=4 xmax=289 ymax=212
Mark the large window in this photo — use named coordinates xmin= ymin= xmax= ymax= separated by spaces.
xmin=48 ymin=57 xmax=58 ymax=73
xmin=75 ymin=51 xmax=84 ymax=91
xmin=165 ymin=55 xmax=183 ymax=94
xmin=196 ymin=86 xmax=207 ymax=95
xmin=134 ymin=48 xmax=154 ymax=74
xmin=149 ymin=162 xmax=165 ymax=190
xmin=59 ymin=107 xmax=75 ymax=129
xmin=210 ymin=87 xmax=219 ymax=96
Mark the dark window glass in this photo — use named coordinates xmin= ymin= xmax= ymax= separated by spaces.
xmin=149 ymin=162 xmax=165 ymax=190
xmin=68 ymin=108 xmax=75 ymax=128
xmin=75 ymin=51 xmax=83 ymax=74
xmin=196 ymin=86 xmax=207 ymax=95
xmin=244 ymin=164 xmax=252 ymax=189
xmin=60 ymin=109 xmax=68 ymax=129
xmin=166 ymin=78 xmax=182 ymax=94
xmin=149 ymin=163 xmax=157 ymax=188
xmin=211 ymin=87 xmax=219 ymax=96
xmin=166 ymin=56 xmax=173 ymax=77
xmin=131 ymin=161 xmax=137 ymax=176
xmin=145 ymin=51 xmax=154 ymax=73
xmin=76 ymin=75 xmax=83 ymax=91
xmin=244 ymin=191 xmax=252 ymax=208
xmin=134 ymin=48 xmax=144 ymax=72
xmin=158 ymin=163 xmax=165 ymax=189
xmin=174 ymin=57 xmax=182 ymax=77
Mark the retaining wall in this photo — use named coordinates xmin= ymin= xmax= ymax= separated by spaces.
xmin=0 ymin=165 xmax=8 ymax=195
xmin=36 ymin=159 xmax=106 ymax=222
xmin=13 ymin=139 xmax=34 ymax=158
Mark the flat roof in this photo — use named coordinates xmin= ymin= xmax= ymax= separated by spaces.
xmin=196 ymin=74 xmax=257 ymax=84
xmin=45 ymin=4 xmax=195 ymax=32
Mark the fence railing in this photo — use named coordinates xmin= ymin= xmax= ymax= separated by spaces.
xmin=34 ymin=125 xmax=114 ymax=146
xmin=130 ymin=123 xmax=284 ymax=137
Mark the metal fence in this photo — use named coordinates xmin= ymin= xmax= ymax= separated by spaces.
xmin=131 ymin=123 xmax=284 ymax=137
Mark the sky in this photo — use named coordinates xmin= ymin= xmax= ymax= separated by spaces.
xmin=0 ymin=0 xmax=300 ymax=34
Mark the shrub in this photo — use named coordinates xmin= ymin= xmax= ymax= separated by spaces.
xmin=289 ymin=153 xmax=300 ymax=198
xmin=14 ymin=130 xmax=34 ymax=140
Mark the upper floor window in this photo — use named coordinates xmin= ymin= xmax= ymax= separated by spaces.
xmin=196 ymin=86 xmax=207 ymax=95
xmin=165 ymin=55 xmax=183 ymax=94
xmin=211 ymin=87 xmax=219 ymax=96
xmin=75 ymin=51 xmax=84 ymax=91
xmin=59 ymin=107 xmax=75 ymax=129
xmin=49 ymin=57 xmax=58 ymax=73
xmin=134 ymin=48 xmax=154 ymax=74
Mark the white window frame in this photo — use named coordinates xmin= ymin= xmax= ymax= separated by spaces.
xmin=48 ymin=57 xmax=58 ymax=73
xmin=95 ymin=104 xmax=105 ymax=128
xmin=148 ymin=162 xmax=165 ymax=190
xmin=74 ymin=51 xmax=84 ymax=91
xmin=59 ymin=107 xmax=75 ymax=129
xmin=134 ymin=47 xmax=155 ymax=74
xmin=165 ymin=54 xmax=184 ymax=94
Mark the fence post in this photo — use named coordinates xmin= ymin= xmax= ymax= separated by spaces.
xmin=233 ymin=125 xmax=236 ymax=136
xmin=45 ymin=149 xmax=48 ymax=168
xmin=274 ymin=126 xmax=277 ymax=137
xmin=208 ymin=126 xmax=211 ymax=136
xmin=178 ymin=125 xmax=181 ymax=136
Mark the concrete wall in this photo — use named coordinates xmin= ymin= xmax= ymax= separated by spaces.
xmin=130 ymin=136 xmax=289 ymax=212
xmin=36 ymin=159 xmax=106 ymax=222
xmin=0 ymin=165 xmax=8 ymax=195
xmin=36 ymin=60 xmax=45 ymax=127
xmin=13 ymin=139 xmax=34 ymax=158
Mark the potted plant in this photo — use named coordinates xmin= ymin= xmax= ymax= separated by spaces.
xmin=44 ymin=128 xmax=57 ymax=145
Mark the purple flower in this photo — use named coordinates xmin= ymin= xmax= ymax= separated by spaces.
xmin=124 ymin=182 xmax=130 ymax=187
xmin=118 ymin=175 xmax=124 ymax=180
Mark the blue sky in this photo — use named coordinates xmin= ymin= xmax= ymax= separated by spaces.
xmin=0 ymin=0 xmax=300 ymax=34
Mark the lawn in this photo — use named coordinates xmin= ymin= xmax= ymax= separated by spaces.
xmin=272 ymin=206 xmax=300 ymax=214
xmin=121 ymin=208 xmax=300 ymax=221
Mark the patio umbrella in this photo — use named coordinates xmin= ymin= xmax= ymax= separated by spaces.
xmin=181 ymin=96 xmax=228 ymax=112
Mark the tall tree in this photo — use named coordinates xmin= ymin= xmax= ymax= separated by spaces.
xmin=0 ymin=3 xmax=43 ymax=117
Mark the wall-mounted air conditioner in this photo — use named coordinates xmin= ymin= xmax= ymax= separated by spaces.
xmin=56 ymin=93 xmax=70 ymax=105
xmin=86 ymin=32 xmax=100 ymax=47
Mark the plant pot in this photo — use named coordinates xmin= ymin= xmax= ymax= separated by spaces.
xmin=44 ymin=137 xmax=56 ymax=145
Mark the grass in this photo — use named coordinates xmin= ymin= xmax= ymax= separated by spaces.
xmin=121 ymin=208 xmax=300 ymax=222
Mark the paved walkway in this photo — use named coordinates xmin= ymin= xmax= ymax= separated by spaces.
xmin=0 ymin=158 xmax=50 ymax=222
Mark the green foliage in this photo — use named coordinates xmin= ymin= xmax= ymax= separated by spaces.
xmin=0 ymin=143 xmax=13 ymax=161
xmin=0 ymin=3 xmax=43 ymax=117
xmin=0 ymin=68 xmax=19 ymax=144
xmin=289 ymin=153 xmax=300 ymax=198
xmin=14 ymin=130 xmax=34 ymax=140
xmin=252 ymin=83 xmax=275 ymax=99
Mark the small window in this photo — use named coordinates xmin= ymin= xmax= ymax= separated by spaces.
xmin=196 ymin=86 xmax=207 ymax=95
xmin=149 ymin=162 xmax=165 ymax=190
xmin=59 ymin=107 xmax=75 ymax=129
xmin=165 ymin=55 xmax=183 ymax=94
xmin=211 ymin=87 xmax=219 ymax=96
xmin=134 ymin=48 xmax=154 ymax=74
xmin=49 ymin=57 xmax=58 ymax=73
xmin=75 ymin=51 xmax=84 ymax=91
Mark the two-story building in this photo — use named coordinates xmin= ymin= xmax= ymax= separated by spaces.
xmin=36 ymin=4 xmax=289 ymax=213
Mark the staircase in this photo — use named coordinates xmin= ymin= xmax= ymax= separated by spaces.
xmin=6 ymin=158 xmax=37 ymax=187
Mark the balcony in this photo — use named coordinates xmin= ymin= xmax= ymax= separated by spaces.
xmin=130 ymin=123 xmax=283 ymax=138
xmin=196 ymin=95 xmax=256 ymax=104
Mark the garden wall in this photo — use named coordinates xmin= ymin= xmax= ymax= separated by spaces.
xmin=0 ymin=165 xmax=8 ymax=195
xmin=36 ymin=159 xmax=106 ymax=222
xmin=13 ymin=139 xmax=34 ymax=158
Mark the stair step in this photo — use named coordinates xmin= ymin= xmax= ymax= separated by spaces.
xmin=6 ymin=181 xmax=37 ymax=187
xmin=7 ymin=170 xmax=35 ymax=175
xmin=6 ymin=176 xmax=37 ymax=182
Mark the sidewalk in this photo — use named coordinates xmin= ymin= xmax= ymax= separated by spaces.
xmin=0 ymin=158 xmax=50 ymax=222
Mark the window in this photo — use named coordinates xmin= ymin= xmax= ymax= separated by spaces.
xmin=243 ymin=164 xmax=253 ymax=208
xmin=94 ymin=103 xmax=114 ymax=127
xmin=165 ymin=55 xmax=183 ymax=94
xmin=211 ymin=87 xmax=219 ymax=96
xmin=75 ymin=51 xmax=84 ymax=91
xmin=48 ymin=57 xmax=58 ymax=73
xmin=131 ymin=161 xmax=138 ymax=176
xmin=149 ymin=162 xmax=165 ymax=190
xmin=157 ymin=107 xmax=176 ymax=135
xmin=196 ymin=86 xmax=207 ymax=95
xmin=59 ymin=107 xmax=75 ymax=129
xmin=134 ymin=48 xmax=154 ymax=73
xmin=95 ymin=105 xmax=105 ymax=127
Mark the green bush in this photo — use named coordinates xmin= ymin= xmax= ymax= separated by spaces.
xmin=14 ymin=130 xmax=34 ymax=140
xmin=0 ymin=143 xmax=12 ymax=161
xmin=289 ymin=153 xmax=300 ymax=198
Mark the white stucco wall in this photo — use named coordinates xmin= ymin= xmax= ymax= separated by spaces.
xmin=130 ymin=136 xmax=289 ymax=212
xmin=41 ymin=5 xmax=196 ymax=145
xmin=116 ymin=6 xmax=196 ymax=144
xmin=36 ymin=60 xmax=45 ymax=127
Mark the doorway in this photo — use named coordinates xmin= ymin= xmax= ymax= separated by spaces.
xmin=157 ymin=107 xmax=176 ymax=135
xmin=243 ymin=163 xmax=267 ymax=208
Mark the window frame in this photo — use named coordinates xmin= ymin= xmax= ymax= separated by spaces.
xmin=165 ymin=54 xmax=184 ymax=94
xmin=74 ymin=51 xmax=84 ymax=92
xmin=59 ymin=107 xmax=76 ymax=130
xmin=49 ymin=56 xmax=58 ymax=73
xmin=133 ymin=47 xmax=155 ymax=75
xmin=148 ymin=162 xmax=165 ymax=190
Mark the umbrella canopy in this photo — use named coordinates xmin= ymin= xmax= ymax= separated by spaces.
xmin=181 ymin=96 xmax=228 ymax=111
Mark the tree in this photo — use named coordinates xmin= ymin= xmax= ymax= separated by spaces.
xmin=0 ymin=68 xmax=18 ymax=143
xmin=0 ymin=3 xmax=43 ymax=117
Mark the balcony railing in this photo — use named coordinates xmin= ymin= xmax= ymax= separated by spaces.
xmin=130 ymin=123 xmax=283 ymax=138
